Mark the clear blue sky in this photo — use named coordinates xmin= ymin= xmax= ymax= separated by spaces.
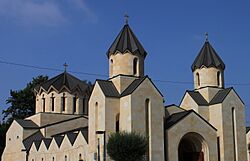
xmin=1 ymin=0 xmax=250 ymax=124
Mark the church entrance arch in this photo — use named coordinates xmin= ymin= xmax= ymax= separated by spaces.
xmin=178 ymin=132 xmax=208 ymax=161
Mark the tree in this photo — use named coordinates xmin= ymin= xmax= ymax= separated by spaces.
xmin=107 ymin=131 xmax=148 ymax=161
xmin=2 ymin=75 xmax=48 ymax=124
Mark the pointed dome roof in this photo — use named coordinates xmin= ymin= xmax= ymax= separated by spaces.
xmin=34 ymin=72 xmax=91 ymax=94
xmin=107 ymin=24 xmax=147 ymax=58
xmin=191 ymin=41 xmax=225 ymax=72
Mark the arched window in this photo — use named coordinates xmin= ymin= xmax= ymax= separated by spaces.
xmin=62 ymin=93 xmax=66 ymax=112
xmin=196 ymin=73 xmax=200 ymax=87
xmin=51 ymin=93 xmax=55 ymax=111
xmin=79 ymin=154 xmax=82 ymax=160
xmin=42 ymin=158 xmax=44 ymax=161
xmin=65 ymin=155 xmax=67 ymax=161
xmin=110 ymin=59 xmax=113 ymax=76
xmin=232 ymin=107 xmax=237 ymax=161
xmin=217 ymin=71 xmax=221 ymax=86
xmin=145 ymin=99 xmax=150 ymax=161
xmin=133 ymin=58 xmax=138 ymax=75
xmin=116 ymin=113 xmax=120 ymax=132
xmin=52 ymin=157 xmax=55 ymax=161
xmin=42 ymin=94 xmax=45 ymax=112
xmin=95 ymin=102 xmax=98 ymax=130
xmin=73 ymin=96 xmax=77 ymax=113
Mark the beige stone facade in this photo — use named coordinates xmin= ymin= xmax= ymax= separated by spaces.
xmin=1 ymin=23 xmax=249 ymax=161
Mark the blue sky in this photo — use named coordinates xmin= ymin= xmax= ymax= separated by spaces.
xmin=0 ymin=0 xmax=250 ymax=123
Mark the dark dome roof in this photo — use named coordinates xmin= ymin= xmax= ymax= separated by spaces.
xmin=191 ymin=41 xmax=225 ymax=71
xmin=34 ymin=72 xmax=91 ymax=95
xmin=107 ymin=24 xmax=147 ymax=58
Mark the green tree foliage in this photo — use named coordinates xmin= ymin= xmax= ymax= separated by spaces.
xmin=107 ymin=131 xmax=148 ymax=161
xmin=2 ymin=75 xmax=48 ymax=123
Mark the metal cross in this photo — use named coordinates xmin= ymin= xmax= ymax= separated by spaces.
xmin=124 ymin=14 xmax=129 ymax=24
xmin=63 ymin=62 xmax=68 ymax=72
xmin=205 ymin=32 xmax=209 ymax=42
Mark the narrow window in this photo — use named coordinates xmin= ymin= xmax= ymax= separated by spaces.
xmin=42 ymin=95 xmax=45 ymax=112
xmin=51 ymin=93 xmax=55 ymax=111
xmin=145 ymin=99 xmax=150 ymax=161
xmin=42 ymin=158 xmax=44 ymax=161
xmin=133 ymin=58 xmax=138 ymax=75
xmin=65 ymin=155 xmax=67 ymax=161
xmin=110 ymin=59 xmax=113 ymax=76
xmin=62 ymin=93 xmax=66 ymax=112
xmin=52 ymin=157 xmax=54 ymax=161
xmin=116 ymin=113 xmax=120 ymax=132
xmin=217 ymin=71 xmax=221 ymax=86
xmin=95 ymin=102 xmax=98 ymax=130
xmin=196 ymin=73 xmax=200 ymax=87
xmin=82 ymin=98 xmax=86 ymax=114
xmin=73 ymin=96 xmax=77 ymax=113
xmin=232 ymin=107 xmax=238 ymax=161
xmin=79 ymin=154 xmax=82 ymax=160
xmin=217 ymin=137 xmax=221 ymax=161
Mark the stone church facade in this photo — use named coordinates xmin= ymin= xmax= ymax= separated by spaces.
xmin=2 ymin=22 xmax=249 ymax=161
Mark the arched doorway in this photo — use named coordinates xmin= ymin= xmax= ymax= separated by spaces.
xmin=178 ymin=133 xmax=208 ymax=161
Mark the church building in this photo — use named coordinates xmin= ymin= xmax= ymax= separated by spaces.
xmin=1 ymin=20 xmax=249 ymax=161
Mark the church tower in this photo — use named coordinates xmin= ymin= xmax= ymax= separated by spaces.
xmin=192 ymin=35 xmax=225 ymax=90
xmin=107 ymin=20 xmax=147 ymax=78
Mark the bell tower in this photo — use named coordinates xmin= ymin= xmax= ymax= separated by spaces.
xmin=107 ymin=15 xmax=147 ymax=78
xmin=192 ymin=33 xmax=225 ymax=90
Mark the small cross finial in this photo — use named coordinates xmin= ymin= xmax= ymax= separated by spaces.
xmin=63 ymin=62 xmax=68 ymax=72
xmin=124 ymin=14 xmax=129 ymax=24
xmin=205 ymin=32 xmax=209 ymax=42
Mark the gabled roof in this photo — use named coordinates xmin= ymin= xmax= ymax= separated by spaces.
xmin=23 ymin=131 xmax=44 ymax=150
xmin=97 ymin=80 xmax=120 ymax=98
xmin=121 ymin=76 xmax=147 ymax=97
xmin=246 ymin=127 xmax=250 ymax=133
xmin=54 ymin=135 xmax=64 ymax=147
xmin=191 ymin=41 xmax=225 ymax=71
xmin=34 ymin=140 xmax=42 ymax=150
xmin=210 ymin=87 xmax=232 ymax=105
xmin=15 ymin=119 xmax=39 ymax=129
xmin=107 ymin=24 xmax=147 ymax=58
xmin=34 ymin=72 xmax=91 ymax=94
xmin=187 ymin=91 xmax=208 ymax=106
xmin=165 ymin=111 xmax=191 ymax=129
xmin=66 ymin=133 xmax=78 ymax=145
xmin=42 ymin=138 xmax=52 ymax=149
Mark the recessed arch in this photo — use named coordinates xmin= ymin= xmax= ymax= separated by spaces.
xmin=133 ymin=58 xmax=138 ymax=75
xmin=217 ymin=71 xmax=221 ymax=86
xmin=178 ymin=132 xmax=208 ymax=161
xmin=196 ymin=73 xmax=200 ymax=87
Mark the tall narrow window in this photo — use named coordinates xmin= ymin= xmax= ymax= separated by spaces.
xmin=133 ymin=58 xmax=138 ymax=75
xmin=116 ymin=113 xmax=120 ymax=132
xmin=79 ymin=154 xmax=82 ymax=160
xmin=217 ymin=137 xmax=221 ymax=161
xmin=42 ymin=95 xmax=45 ymax=112
xmin=95 ymin=102 xmax=98 ymax=130
xmin=73 ymin=96 xmax=77 ymax=113
xmin=82 ymin=98 xmax=86 ymax=114
xmin=52 ymin=157 xmax=55 ymax=161
xmin=145 ymin=99 xmax=150 ymax=161
xmin=110 ymin=59 xmax=113 ymax=76
xmin=51 ymin=93 xmax=55 ymax=111
xmin=232 ymin=107 xmax=238 ymax=161
xmin=65 ymin=155 xmax=67 ymax=161
xmin=62 ymin=93 xmax=66 ymax=112
xmin=217 ymin=71 xmax=221 ymax=86
xmin=196 ymin=73 xmax=200 ymax=87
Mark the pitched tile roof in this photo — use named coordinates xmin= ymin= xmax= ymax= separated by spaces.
xmin=192 ymin=41 xmax=225 ymax=71
xmin=66 ymin=133 xmax=78 ymax=145
xmin=34 ymin=72 xmax=91 ymax=94
xmin=187 ymin=91 xmax=209 ymax=106
xmin=22 ymin=131 xmax=44 ymax=150
xmin=80 ymin=128 xmax=88 ymax=143
xmin=97 ymin=80 xmax=120 ymax=98
xmin=121 ymin=76 xmax=147 ymax=97
xmin=246 ymin=127 xmax=250 ymax=133
xmin=34 ymin=140 xmax=42 ymax=150
xmin=42 ymin=138 xmax=52 ymax=149
xmin=15 ymin=119 xmax=39 ymax=129
xmin=210 ymin=87 xmax=232 ymax=105
xmin=54 ymin=135 xmax=64 ymax=147
xmin=165 ymin=111 xmax=191 ymax=129
xmin=107 ymin=24 xmax=147 ymax=58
